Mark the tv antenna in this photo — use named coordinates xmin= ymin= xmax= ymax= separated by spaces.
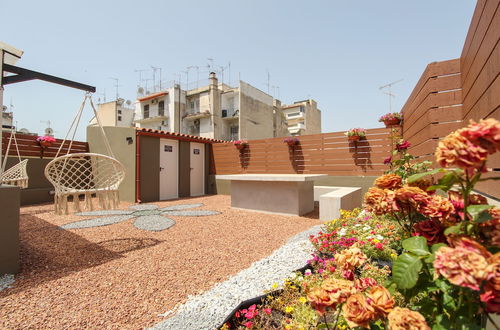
xmin=187 ymin=65 xmax=199 ymax=89
xmin=266 ymin=69 xmax=270 ymax=94
xmin=207 ymin=58 xmax=214 ymax=71
xmin=134 ymin=69 xmax=149 ymax=85
xmin=379 ymin=79 xmax=403 ymax=112
xmin=109 ymin=77 xmax=121 ymax=100
xmin=151 ymin=66 xmax=162 ymax=92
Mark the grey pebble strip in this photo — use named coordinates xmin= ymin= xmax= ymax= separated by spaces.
xmin=60 ymin=215 xmax=135 ymax=229
xmin=134 ymin=216 xmax=176 ymax=231
xmin=162 ymin=210 xmax=221 ymax=217
xmin=151 ymin=224 xmax=323 ymax=330
xmin=0 ymin=274 xmax=15 ymax=292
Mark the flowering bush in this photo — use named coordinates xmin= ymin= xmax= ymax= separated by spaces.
xmin=378 ymin=112 xmax=402 ymax=123
xmin=36 ymin=136 xmax=56 ymax=143
xmin=309 ymin=209 xmax=403 ymax=264
xmin=344 ymin=128 xmax=366 ymax=138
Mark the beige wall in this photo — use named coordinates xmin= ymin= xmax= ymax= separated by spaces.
xmin=86 ymin=126 xmax=136 ymax=202
xmin=305 ymin=99 xmax=322 ymax=135
xmin=239 ymin=81 xmax=274 ymax=140
xmin=94 ymin=102 xmax=116 ymax=126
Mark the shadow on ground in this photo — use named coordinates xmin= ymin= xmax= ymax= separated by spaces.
xmin=0 ymin=213 xmax=162 ymax=298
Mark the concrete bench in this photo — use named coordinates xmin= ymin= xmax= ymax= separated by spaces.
xmin=315 ymin=186 xmax=362 ymax=222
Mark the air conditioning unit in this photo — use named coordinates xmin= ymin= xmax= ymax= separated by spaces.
xmin=194 ymin=119 xmax=200 ymax=126
xmin=221 ymin=109 xmax=228 ymax=118
xmin=151 ymin=99 xmax=158 ymax=104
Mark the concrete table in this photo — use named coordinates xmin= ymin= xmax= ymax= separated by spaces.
xmin=216 ymin=174 xmax=328 ymax=216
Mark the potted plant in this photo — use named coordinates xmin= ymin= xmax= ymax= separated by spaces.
xmin=283 ymin=137 xmax=299 ymax=146
xmin=379 ymin=112 xmax=402 ymax=127
xmin=344 ymin=128 xmax=366 ymax=141
xmin=36 ymin=135 xmax=56 ymax=148
xmin=233 ymin=139 xmax=248 ymax=150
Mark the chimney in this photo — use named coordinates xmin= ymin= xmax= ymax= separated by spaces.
xmin=209 ymin=72 xmax=218 ymax=87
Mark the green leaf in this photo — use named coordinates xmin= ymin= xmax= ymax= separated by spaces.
xmin=444 ymin=224 xmax=461 ymax=236
xmin=427 ymin=184 xmax=450 ymax=191
xmin=443 ymin=292 xmax=457 ymax=311
xmin=476 ymin=211 xmax=493 ymax=224
xmin=392 ymin=253 xmax=423 ymax=289
xmin=466 ymin=205 xmax=493 ymax=223
xmin=402 ymin=236 xmax=430 ymax=256
xmin=425 ymin=242 xmax=446 ymax=263
xmin=432 ymin=314 xmax=451 ymax=330
xmin=318 ymin=323 xmax=336 ymax=329
xmin=407 ymin=168 xmax=445 ymax=183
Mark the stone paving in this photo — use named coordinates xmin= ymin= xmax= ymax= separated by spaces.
xmin=60 ymin=203 xmax=220 ymax=232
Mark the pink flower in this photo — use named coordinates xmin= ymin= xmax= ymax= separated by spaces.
xmin=264 ymin=308 xmax=272 ymax=314
xmin=383 ymin=156 xmax=392 ymax=164
xmin=375 ymin=243 xmax=384 ymax=250
xmin=342 ymin=269 xmax=355 ymax=280
xmin=244 ymin=321 xmax=253 ymax=328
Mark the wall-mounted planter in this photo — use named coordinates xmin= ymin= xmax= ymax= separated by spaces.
xmin=347 ymin=135 xmax=361 ymax=142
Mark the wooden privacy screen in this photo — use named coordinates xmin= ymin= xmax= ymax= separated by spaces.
xmin=401 ymin=58 xmax=464 ymax=163
xmin=460 ymin=0 xmax=500 ymax=196
xmin=1 ymin=132 xmax=89 ymax=159
xmin=211 ymin=128 xmax=392 ymax=176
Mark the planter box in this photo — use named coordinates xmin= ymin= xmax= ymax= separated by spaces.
xmin=218 ymin=264 xmax=312 ymax=329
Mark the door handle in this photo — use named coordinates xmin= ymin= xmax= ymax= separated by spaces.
xmin=160 ymin=167 xmax=164 ymax=171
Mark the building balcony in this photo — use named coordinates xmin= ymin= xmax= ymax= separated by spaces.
xmin=286 ymin=112 xmax=305 ymax=120
xmin=134 ymin=115 xmax=168 ymax=124
xmin=288 ymin=123 xmax=306 ymax=134
xmin=221 ymin=109 xmax=239 ymax=120
xmin=183 ymin=110 xmax=211 ymax=120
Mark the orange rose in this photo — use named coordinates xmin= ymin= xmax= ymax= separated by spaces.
xmin=335 ymin=246 xmax=368 ymax=270
xmin=374 ymin=174 xmax=402 ymax=190
xmin=342 ymin=293 xmax=376 ymax=329
xmin=433 ymin=245 xmax=489 ymax=291
xmin=366 ymin=285 xmax=394 ymax=317
xmin=448 ymin=236 xmax=492 ymax=259
xmin=459 ymin=118 xmax=500 ymax=154
xmin=435 ymin=130 xmax=488 ymax=170
xmin=364 ymin=187 xmax=398 ymax=215
xmin=321 ymin=278 xmax=357 ymax=304
xmin=480 ymin=208 xmax=500 ymax=247
xmin=307 ymin=287 xmax=336 ymax=315
xmin=395 ymin=186 xmax=430 ymax=209
xmin=419 ymin=195 xmax=454 ymax=225
xmin=388 ymin=307 xmax=430 ymax=330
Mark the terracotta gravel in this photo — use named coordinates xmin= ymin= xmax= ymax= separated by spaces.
xmin=0 ymin=195 xmax=321 ymax=329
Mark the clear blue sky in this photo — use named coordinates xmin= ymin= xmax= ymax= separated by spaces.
xmin=1 ymin=0 xmax=476 ymax=140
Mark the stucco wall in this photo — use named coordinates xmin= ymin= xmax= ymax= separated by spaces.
xmin=305 ymin=100 xmax=322 ymax=134
xmin=87 ymin=126 xmax=136 ymax=202
xmin=239 ymin=81 xmax=274 ymax=140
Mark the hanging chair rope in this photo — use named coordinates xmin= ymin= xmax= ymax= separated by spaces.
xmin=0 ymin=125 xmax=29 ymax=188
xmin=45 ymin=92 xmax=125 ymax=215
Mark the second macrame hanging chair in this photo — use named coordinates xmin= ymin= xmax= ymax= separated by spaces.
xmin=44 ymin=93 xmax=125 ymax=215
xmin=0 ymin=127 xmax=29 ymax=188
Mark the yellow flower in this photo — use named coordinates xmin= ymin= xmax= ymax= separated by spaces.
xmin=284 ymin=326 xmax=292 ymax=329
xmin=272 ymin=283 xmax=278 ymax=289
xmin=299 ymin=296 xmax=307 ymax=304
xmin=285 ymin=306 xmax=294 ymax=313
xmin=373 ymin=239 xmax=380 ymax=243
xmin=290 ymin=285 xmax=297 ymax=290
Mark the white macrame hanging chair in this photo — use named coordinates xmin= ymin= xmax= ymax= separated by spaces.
xmin=0 ymin=127 xmax=29 ymax=188
xmin=44 ymin=93 xmax=125 ymax=215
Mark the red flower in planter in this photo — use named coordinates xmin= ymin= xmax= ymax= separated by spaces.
xmin=396 ymin=140 xmax=411 ymax=151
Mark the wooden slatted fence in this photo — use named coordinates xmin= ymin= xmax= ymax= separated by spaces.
xmin=1 ymin=132 xmax=89 ymax=159
xmin=212 ymin=128 xmax=392 ymax=176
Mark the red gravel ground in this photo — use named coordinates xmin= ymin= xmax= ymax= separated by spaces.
xmin=0 ymin=195 xmax=321 ymax=329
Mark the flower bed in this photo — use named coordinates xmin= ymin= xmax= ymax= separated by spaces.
xmin=222 ymin=118 xmax=500 ymax=329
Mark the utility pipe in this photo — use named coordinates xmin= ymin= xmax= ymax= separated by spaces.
xmin=135 ymin=131 xmax=141 ymax=203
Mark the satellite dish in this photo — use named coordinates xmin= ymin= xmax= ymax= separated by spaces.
xmin=45 ymin=127 xmax=54 ymax=135
xmin=19 ymin=128 xmax=30 ymax=134
xmin=126 ymin=100 xmax=132 ymax=106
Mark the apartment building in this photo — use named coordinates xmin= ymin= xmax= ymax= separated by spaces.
xmin=113 ymin=72 xmax=322 ymax=140
xmin=91 ymin=98 xmax=135 ymax=128
xmin=133 ymin=73 xmax=280 ymax=141
xmin=281 ymin=99 xmax=321 ymax=136
xmin=1 ymin=107 xmax=13 ymax=131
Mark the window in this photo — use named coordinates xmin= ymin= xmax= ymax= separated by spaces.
xmin=144 ymin=104 xmax=149 ymax=119
xmin=117 ymin=116 xmax=122 ymax=121
xmin=300 ymin=106 xmax=305 ymax=112
xmin=118 ymin=110 xmax=122 ymax=114
xmin=230 ymin=126 xmax=239 ymax=134
xmin=190 ymin=101 xmax=195 ymax=110
xmin=158 ymin=101 xmax=165 ymax=116
xmin=287 ymin=112 xmax=301 ymax=118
